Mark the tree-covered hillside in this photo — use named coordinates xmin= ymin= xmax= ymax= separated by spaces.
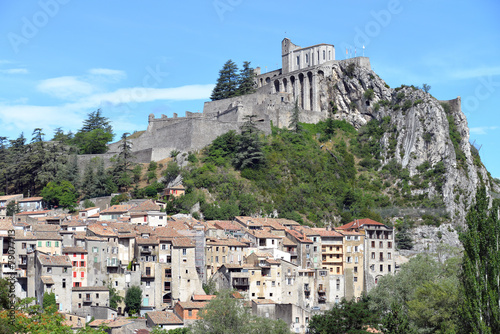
xmin=167 ymin=114 xmax=464 ymax=227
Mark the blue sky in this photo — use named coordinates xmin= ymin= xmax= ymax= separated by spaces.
xmin=1 ymin=0 xmax=499 ymax=177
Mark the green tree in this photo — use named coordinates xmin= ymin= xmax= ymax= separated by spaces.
xmin=459 ymin=186 xmax=500 ymax=333
xmin=382 ymin=302 xmax=416 ymax=334
xmin=237 ymin=61 xmax=256 ymax=96
xmin=162 ymin=161 xmax=180 ymax=187
xmin=6 ymin=201 xmax=19 ymax=216
xmin=233 ymin=115 xmax=265 ymax=170
xmin=124 ymin=285 xmax=142 ymax=316
xmin=308 ymin=295 xmax=380 ymax=334
xmin=289 ymin=99 xmax=301 ymax=133
xmin=42 ymin=291 xmax=57 ymax=313
xmin=73 ymin=109 xmax=114 ymax=154
xmin=210 ymin=60 xmax=240 ymax=101
xmin=108 ymin=282 xmax=123 ymax=310
xmin=422 ymin=83 xmax=431 ymax=93
xmin=189 ymin=289 xmax=289 ymax=334
xmin=41 ymin=180 xmax=78 ymax=210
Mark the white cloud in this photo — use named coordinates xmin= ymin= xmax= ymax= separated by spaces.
xmin=88 ymin=68 xmax=126 ymax=81
xmin=37 ymin=76 xmax=96 ymax=100
xmin=0 ymin=68 xmax=28 ymax=74
xmin=78 ymin=84 xmax=214 ymax=108
xmin=470 ymin=126 xmax=498 ymax=135
xmin=451 ymin=66 xmax=500 ymax=80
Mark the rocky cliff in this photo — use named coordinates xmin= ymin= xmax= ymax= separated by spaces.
xmin=321 ymin=61 xmax=497 ymax=226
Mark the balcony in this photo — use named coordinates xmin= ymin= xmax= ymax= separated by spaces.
xmin=142 ymin=272 xmax=154 ymax=278
xmin=141 ymin=247 xmax=152 ymax=253
xmin=83 ymin=297 xmax=92 ymax=303
xmin=106 ymin=258 xmax=120 ymax=267
xmin=232 ymin=278 xmax=249 ymax=287
xmin=318 ymin=287 xmax=326 ymax=294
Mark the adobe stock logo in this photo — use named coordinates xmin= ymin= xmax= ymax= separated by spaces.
xmin=213 ymin=0 xmax=243 ymax=21
xmin=343 ymin=0 xmax=404 ymax=54
xmin=7 ymin=0 xmax=71 ymax=54
xmin=463 ymin=75 xmax=500 ymax=113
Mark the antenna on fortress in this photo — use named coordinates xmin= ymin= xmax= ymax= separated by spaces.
xmin=363 ymin=45 xmax=365 ymax=57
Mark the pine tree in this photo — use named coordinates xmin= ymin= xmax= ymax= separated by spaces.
xmin=210 ymin=60 xmax=240 ymax=101
xmin=233 ymin=115 xmax=265 ymax=170
xmin=289 ymin=99 xmax=301 ymax=133
xmin=237 ymin=61 xmax=256 ymax=96
xmin=460 ymin=186 xmax=500 ymax=333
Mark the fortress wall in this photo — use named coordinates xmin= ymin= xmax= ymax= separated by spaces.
xmin=337 ymin=57 xmax=371 ymax=70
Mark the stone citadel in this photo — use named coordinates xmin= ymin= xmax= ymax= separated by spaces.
xmin=106 ymin=38 xmax=372 ymax=162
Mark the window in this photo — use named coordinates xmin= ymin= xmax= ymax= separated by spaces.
xmin=354 ymin=276 xmax=358 ymax=282
xmin=47 ymin=267 xmax=52 ymax=273
xmin=146 ymin=281 xmax=150 ymax=287
xmin=55 ymin=241 xmax=59 ymax=247
xmin=354 ymin=266 xmax=358 ymax=273
xmin=46 ymin=241 xmax=51 ymax=247
xmin=256 ymin=281 xmax=261 ymax=286
xmin=306 ymin=245 xmax=310 ymax=250
xmin=379 ymin=252 xmax=384 ymax=261
xmin=371 ymin=252 xmax=375 ymax=259
xmin=354 ymin=246 xmax=358 ymax=252
xmin=22 ymin=243 xmax=26 ymax=249
xmin=62 ymin=279 xmax=66 ymax=288
xmin=63 ymin=267 xmax=67 ymax=273
xmin=370 ymin=264 xmax=375 ymax=271
xmin=379 ymin=241 xmax=383 ymax=248
xmin=323 ymin=50 xmax=326 ymax=60
xmin=297 ymin=56 xmax=300 ymax=65
xmin=78 ymin=303 xmax=81 ymax=309
xmin=355 ymin=256 xmax=359 ymax=263
xmin=388 ymin=265 xmax=392 ymax=272
xmin=81 ymin=272 xmax=84 ymax=278
xmin=80 ymin=261 xmax=85 ymax=267
xmin=182 ymin=249 xmax=187 ymax=256
xmin=336 ymin=267 xmax=340 ymax=274
xmin=188 ymin=310 xmax=192 ymax=317
xmin=215 ymin=256 xmax=219 ymax=263
xmin=380 ymin=264 xmax=383 ymax=272
xmin=81 ymin=254 xmax=84 ymax=259
xmin=388 ymin=252 xmax=392 ymax=260
xmin=305 ymin=54 xmax=309 ymax=63
xmin=94 ymin=256 xmax=98 ymax=263
xmin=346 ymin=257 xmax=352 ymax=263
xmin=73 ymin=272 xmax=77 ymax=278
xmin=73 ymin=261 xmax=77 ymax=267
xmin=295 ymin=317 xmax=299 ymax=323
xmin=347 ymin=246 xmax=351 ymax=253
xmin=216 ymin=247 xmax=219 ymax=252
xmin=313 ymin=237 xmax=317 ymax=242
xmin=336 ymin=279 xmax=340 ymax=290
xmin=388 ymin=242 xmax=392 ymax=248
xmin=79 ymin=293 xmax=82 ymax=299
xmin=371 ymin=241 xmax=375 ymax=247
xmin=115 ymin=281 xmax=118 ymax=287
xmin=270 ymin=292 xmax=273 ymax=297
xmin=38 ymin=241 xmax=42 ymax=247
xmin=272 ymin=281 xmax=276 ymax=287
xmin=93 ymin=247 xmax=98 ymax=253
xmin=161 ymin=244 xmax=166 ymax=250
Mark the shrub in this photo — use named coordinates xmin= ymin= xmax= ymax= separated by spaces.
xmin=364 ymin=89 xmax=375 ymax=101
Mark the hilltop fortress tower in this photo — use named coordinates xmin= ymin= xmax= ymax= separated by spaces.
xmin=107 ymin=38 xmax=371 ymax=162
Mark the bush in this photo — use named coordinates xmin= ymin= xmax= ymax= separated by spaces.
xmin=364 ymin=89 xmax=375 ymax=101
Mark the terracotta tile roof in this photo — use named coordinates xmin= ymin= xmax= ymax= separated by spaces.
xmin=72 ymin=286 xmax=109 ymax=291
xmin=282 ymin=236 xmax=297 ymax=247
xmin=177 ymin=301 xmax=207 ymax=309
xmin=248 ymin=229 xmax=282 ymax=239
xmin=34 ymin=231 xmax=62 ymax=240
xmin=130 ymin=200 xmax=161 ymax=212
xmin=16 ymin=210 xmax=50 ymax=216
xmin=89 ymin=318 xmax=134 ymax=328
xmin=74 ymin=232 xmax=87 ymax=240
xmin=337 ymin=230 xmax=364 ymax=236
xmin=337 ymin=218 xmax=386 ymax=230
xmin=172 ymin=237 xmax=195 ymax=248
xmin=192 ymin=295 xmax=216 ymax=301
xmin=14 ymin=230 xmax=36 ymax=240
xmin=213 ymin=220 xmax=242 ymax=231
xmin=100 ymin=205 xmax=130 ymax=214
xmin=62 ymin=246 xmax=87 ymax=254
xmin=234 ymin=216 xmax=263 ymax=228
xmin=18 ymin=197 xmax=43 ymax=202
xmin=136 ymin=237 xmax=159 ymax=245
xmin=66 ymin=220 xmax=87 ymax=227
xmin=79 ymin=207 xmax=99 ymax=212
xmin=33 ymin=224 xmax=60 ymax=232
xmin=0 ymin=221 xmax=14 ymax=231
xmin=156 ymin=227 xmax=183 ymax=239
xmin=206 ymin=238 xmax=247 ymax=247
xmin=38 ymin=253 xmax=71 ymax=266
xmin=148 ymin=311 xmax=183 ymax=325
xmin=87 ymin=223 xmax=118 ymax=237
xmin=0 ymin=194 xmax=22 ymax=201
xmin=88 ymin=213 xmax=100 ymax=218
xmin=311 ymin=228 xmax=343 ymax=237
xmin=286 ymin=228 xmax=313 ymax=243
xmin=41 ymin=276 xmax=54 ymax=284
